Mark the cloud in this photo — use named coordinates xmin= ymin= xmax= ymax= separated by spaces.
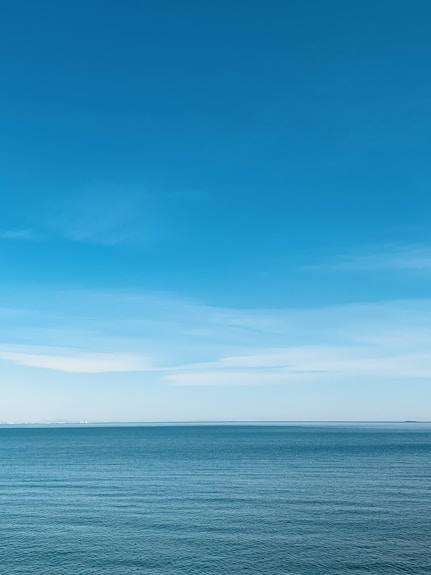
xmin=0 ymin=228 xmax=35 ymax=240
xmin=2 ymin=289 xmax=431 ymax=384
xmin=166 ymin=346 xmax=431 ymax=386
xmin=305 ymin=244 xmax=431 ymax=272
xmin=0 ymin=349 xmax=153 ymax=373
xmin=43 ymin=183 xmax=210 ymax=246
xmin=48 ymin=187 xmax=151 ymax=246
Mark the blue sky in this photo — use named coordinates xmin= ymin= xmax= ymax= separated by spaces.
xmin=1 ymin=0 xmax=431 ymax=422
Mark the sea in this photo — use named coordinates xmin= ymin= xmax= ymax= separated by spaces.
xmin=0 ymin=423 xmax=430 ymax=574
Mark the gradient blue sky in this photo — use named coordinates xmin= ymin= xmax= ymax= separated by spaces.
xmin=1 ymin=0 xmax=431 ymax=422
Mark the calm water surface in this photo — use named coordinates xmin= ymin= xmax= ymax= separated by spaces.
xmin=0 ymin=424 xmax=430 ymax=574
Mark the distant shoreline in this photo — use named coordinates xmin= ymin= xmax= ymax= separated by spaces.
xmin=0 ymin=420 xmax=429 ymax=428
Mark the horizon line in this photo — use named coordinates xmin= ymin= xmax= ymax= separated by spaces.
xmin=0 ymin=419 xmax=428 ymax=427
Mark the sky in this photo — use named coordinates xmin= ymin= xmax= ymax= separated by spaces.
xmin=1 ymin=0 xmax=431 ymax=422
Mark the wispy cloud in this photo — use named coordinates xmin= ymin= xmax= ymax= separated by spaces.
xmin=43 ymin=183 xmax=210 ymax=246
xmin=0 ymin=228 xmax=35 ymax=240
xmin=2 ymin=289 xmax=431 ymax=384
xmin=0 ymin=348 xmax=153 ymax=373
xmin=48 ymin=186 xmax=152 ymax=246
xmin=166 ymin=346 xmax=431 ymax=386
xmin=305 ymin=244 xmax=431 ymax=272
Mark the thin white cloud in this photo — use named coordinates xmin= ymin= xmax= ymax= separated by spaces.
xmin=165 ymin=344 xmax=431 ymax=386
xmin=0 ymin=349 xmax=153 ymax=373
xmin=2 ymin=289 xmax=431 ymax=384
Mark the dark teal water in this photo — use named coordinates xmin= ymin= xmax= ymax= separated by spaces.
xmin=0 ymin=424 xmax=430 ymax=574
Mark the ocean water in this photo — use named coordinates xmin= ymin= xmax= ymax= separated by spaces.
xmin=0 ymin=424 xmax=430 ymax=574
